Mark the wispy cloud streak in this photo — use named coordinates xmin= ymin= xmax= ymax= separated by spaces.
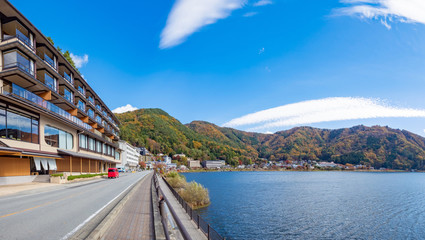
xmin=253 ymin=0 xmax=272 ymax=7
xmin=223 ymin=97 xmax=425 ymax=131
xmin=160 ymin=0 xmax=245 ymax=49
xmin=334 ymin=0 xmax=425 ymax=29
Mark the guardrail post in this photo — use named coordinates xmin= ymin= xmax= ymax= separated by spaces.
xmin=197 ymin=215 xmax=200 ymax=229
xmin=208 ymin=224 xmax=210 ymax=240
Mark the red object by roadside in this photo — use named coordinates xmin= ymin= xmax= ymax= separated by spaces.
xmin=108 ymin=168 xmax=119 ymax=178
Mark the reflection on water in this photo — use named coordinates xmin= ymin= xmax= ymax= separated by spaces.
xmin=182 ymin=171 xmax=425 ymax=240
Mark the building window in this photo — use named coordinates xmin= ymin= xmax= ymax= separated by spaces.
xmin=79 ymin=134 xmax=87 ymax=149
xmin=64 ymin=71 xmax=72 ymax=83
xmin=77 ymin=100 xmax=85 ymax=112
xmin=88 ymin=96 xmax=94 ymax=104
xmin=63 ymin=87 xmax=73 ymax=103
xmin=87 ymin=109 xmax=94 ymax=119
xmin=96 ymin=141 xmax=102 ymax=153
xmin=103 ymin=143 xmax=107 ymax=155
xmin=115 ymin=151 xmax=120 ymax=160
xmin=88 ymin=137 xmax=95 ymax=151
xmin=3 ymin=50 xmax=33 ymax=75
xmin=44 ymin=72 xmax=57 ymax=91
xmin=78 ymin=85 xmax=85 ymax=95
xmin=112 ymin=148 xmax=115 ymax=157
xmin=0 ymin=107 xmax=39 ymax=144
xmin=44 ymin=125 xmax=73 ymax=149
xmin=107 ymin=145 xmax=111 ymax=156
xmin=96 ymin=104 xmax=101 ymax=111
xmin=95 ymin=115 xmax=102 ymax=125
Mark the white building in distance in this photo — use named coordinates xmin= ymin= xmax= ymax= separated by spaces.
xmin=118 ymin=141 xmax=140 ymax=171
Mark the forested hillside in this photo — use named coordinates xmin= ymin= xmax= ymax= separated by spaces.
xmin=117 ymin=109 xmax=425 ymax=170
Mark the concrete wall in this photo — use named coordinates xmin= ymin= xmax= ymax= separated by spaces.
xmin=0 ymin=175 xmax=37 ymax=185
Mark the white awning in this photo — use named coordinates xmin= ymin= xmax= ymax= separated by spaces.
xmin=33 ymin=158 xmax=41 ymax=171
xmin=36 ymin=158 xmax=49 ymax=170
xmin=48 ymin=159 xmax=57 ymax=170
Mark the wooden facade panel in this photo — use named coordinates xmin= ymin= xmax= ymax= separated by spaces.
xmin=72 ymin=158 xmax=80 ymax=172
xmin=90 ymin=160 xmax=97 ymax=173
xmin=56 ymin=157 xmax=71 ymax=172
xmin=0 ymin=157 xmax=30 ymax=177
xmin=82 ymin=159 xmax=90 ymax=172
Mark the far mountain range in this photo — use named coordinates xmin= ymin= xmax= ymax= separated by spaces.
xmin=116 ymin=108 xmax=425 ymax=170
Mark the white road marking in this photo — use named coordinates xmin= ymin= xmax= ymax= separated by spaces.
xmin=60 ymin=171 xmax=150 ymax=240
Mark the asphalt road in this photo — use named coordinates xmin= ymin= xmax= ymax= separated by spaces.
xmin=0 ymin=171 xmax=151 ymax=240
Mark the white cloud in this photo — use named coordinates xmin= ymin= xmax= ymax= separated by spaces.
xmin=160 ymin=0 xmax=246 ymax=49
xmin=243 ymin=11 xmax=258 ymax=17
xmin=112 ymin=104 xmax=138 ymax=114
xmin=70 ymin=53 xmax=89 ymax=68
xmin=335 ymin=0 xmax=425 ymax=29
xmin=223 ymin=97 xmax=425 ymax=131
xmin=258 ymin=47 xmax=265 ymax=54
xmin=253 ymin=0 xmax=272 ymax=7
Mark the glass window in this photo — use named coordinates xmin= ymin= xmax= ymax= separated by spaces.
xmin=87 ymin=109 xmax=94 ymax=119
xmin=96 ymin=141 xmax=102 ymax=153
xmin=112 ymin=148 xmax=115 ymax=157
xmin=0 ymin=107 xmax=6 ymax=139
xmin=0 ymin=108 xmax=38 ymax=143
xmin=96 ymin=104 xmax=101 ymax=111
xmin=44 ymin=53 xmax=54 ymax=67
xmin=63 ymin=87 xmax=73 ymax=102
xmin=45 ymin=125 xmax=73 ymax=149
xmin=7 ymin=110 xmax=32 ymax=142
xmin=3 ymin=50 xmax=31 ymax=75
xmin=96 ymin=115 xmax=102 ymax=125
xmin=88 ymin=137 xmax=95 ymax=151
xmin=32 ymin=119 xmax=39 ymax=144
xmin=79 ymin=134 xmax=87 ymax=149
xmin=77 ymin=100 xmax=85 ymax=112
xmin=103 ymin=143 xmax=107 ymax=154
xmin=107 ymin=145 xmax=111 ymax=156
xmin=64 ymin=71 xmax=72 ymax=83
xmin=78 ymin=85 xmax=85 ymax=95
xmin=44 ymin=72 xmax=56 ymax=91
xmin=88 ymin=96 xmax=94 ymax=104
xmin=115 ymin=152 xmax=120 ymax=160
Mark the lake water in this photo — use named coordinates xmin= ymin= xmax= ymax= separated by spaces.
xmin=182 ymin=171 xmax=425 ymax=240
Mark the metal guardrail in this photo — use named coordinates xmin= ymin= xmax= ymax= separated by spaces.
xmin=160 ymin=174 xmax=225 ymax=240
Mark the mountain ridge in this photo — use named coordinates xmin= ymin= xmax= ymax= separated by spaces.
xmin=116 ymin=108 xmax=425 ymax=170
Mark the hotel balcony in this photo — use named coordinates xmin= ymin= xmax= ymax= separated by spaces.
xmin=1 ymin=82 xmax=93 ymax=131
xmin=36 ymin=46 xmax=57 ymax=70
xmin=1 ymin=20 xmax=34 ymax=51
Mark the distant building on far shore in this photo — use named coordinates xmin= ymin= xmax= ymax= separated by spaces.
xmin=189 ymin=160 xmax=201 ymax=169
xmin=202 ymin=160 xmax=225 ymax=169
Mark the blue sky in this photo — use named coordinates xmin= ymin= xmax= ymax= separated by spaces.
xmin=11 ymin=0 xmax=425 ymax=135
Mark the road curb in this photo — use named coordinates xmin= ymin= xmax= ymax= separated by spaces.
xmin=68 ymin=172 xmax=152 ymax=240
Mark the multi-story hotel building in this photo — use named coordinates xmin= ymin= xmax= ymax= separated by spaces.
xmin=0 ymin=0 xmax=121 ymax=184
xmin=117 ymin=140 xmax=140 ymax=171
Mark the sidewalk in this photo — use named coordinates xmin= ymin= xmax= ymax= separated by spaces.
xmin=0 ymin=182 xmax=59 ymax=197
xmin=0 ymin=177 xmax=107 ymax=197
xmin=102 ymin=173 xmax=154 ymax=240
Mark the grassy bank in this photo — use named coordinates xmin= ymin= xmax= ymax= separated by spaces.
xmin=165 ymin=171 xmax=210 ymax=209
xmin=67 ymin=173 xmax=107 ymax=181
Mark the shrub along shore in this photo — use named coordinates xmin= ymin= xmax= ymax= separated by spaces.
xmin=165 ymin=171 xmax=210 ymax=209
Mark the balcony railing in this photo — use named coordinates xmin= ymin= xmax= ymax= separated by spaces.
xmin=1 ymin=83 xmax=93 ymax=131
xmin=64 ymin=73 xmax=73 ymax=84
xmin=44 ymin=54 xmax=55 ymax=69
xmin=3 ymin=61 xmax=34 ymax=76
xmin=3 ymin=33 xmax=34 ymax=50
